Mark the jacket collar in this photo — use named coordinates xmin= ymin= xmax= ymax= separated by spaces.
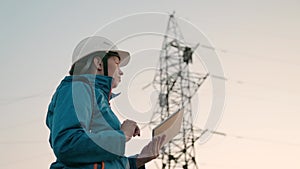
xmin=63 ymin=74 xmax=113 ymax=99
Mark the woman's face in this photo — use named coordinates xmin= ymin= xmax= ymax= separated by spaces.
xmin=107 ymin=56 xmax=123 ymax=88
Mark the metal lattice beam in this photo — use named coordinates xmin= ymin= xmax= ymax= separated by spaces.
xmin=150 ymin=12 xmax=208 ymax=169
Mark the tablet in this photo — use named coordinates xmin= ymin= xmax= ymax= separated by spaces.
xmin=152 ymin=109 xmax=184 ymax=146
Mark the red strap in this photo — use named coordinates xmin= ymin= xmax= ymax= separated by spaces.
xmin=94 ymin=162 xmax=105 ymax=169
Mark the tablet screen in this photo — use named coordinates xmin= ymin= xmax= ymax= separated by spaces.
xmin=152 ymin=109 xmax=184 ymax=146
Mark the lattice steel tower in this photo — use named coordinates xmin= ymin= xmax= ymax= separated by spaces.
xmin=150 ymin=13 xmax=208 ymax=169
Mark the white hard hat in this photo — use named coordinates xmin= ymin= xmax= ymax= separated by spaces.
xmin=72 ymin=36 xmax=130 ymax=67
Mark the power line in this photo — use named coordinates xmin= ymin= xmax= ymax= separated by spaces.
xmin=0 ymin=140 xmax=46 ymax=144
xmin=0 ymin=89 xmax=52 ymax=106
xmin=199 ymin=129 xmax=300 ymax=147
xmin=0 ymin=152 xmax=51 ymax=167
xmin=200 ymin=43 xmax=298 ymax=67
xmin=0 ymin=116 xmax=43 ymax=131
xmin=0 ymin=42 xmax=297 ymax=107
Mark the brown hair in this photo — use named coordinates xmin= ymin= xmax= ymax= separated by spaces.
xmin=69 ymin=51 xmax=105 ymax=75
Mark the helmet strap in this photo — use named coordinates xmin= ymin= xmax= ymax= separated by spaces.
xmin=102 ymin=51 xmax=120 ymax=76
xmin=102 ymin=55 xmax=109 ymax=76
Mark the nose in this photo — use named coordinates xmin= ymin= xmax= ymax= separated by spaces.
xmin=119 ymin=68 xmax=124 ymax=76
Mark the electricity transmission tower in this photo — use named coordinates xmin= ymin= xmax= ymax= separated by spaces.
xmin=150 ymin=13 xmax=209 ymax=169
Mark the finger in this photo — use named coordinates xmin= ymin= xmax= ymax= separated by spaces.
xmin=123 ymin=119 xmax=134 ymax=125
xmin=123 ymin=119 xmax=129 ymax=123
xmin=153 ymin=137 xmax=160 ymax=156
xmin=127 ymin=119 xmax=137 ymax=124
xmin=159 ymin=134 xmax=166 ymax=149
xmin=147 ymin=138 xmax=155 ymax=157
xmin=154 ymin=135 xmax=164 ymax=155
xmin=133 ymin=125 xmax=141 ymax=137
xmin=155 ymin=135 xmax=163 ymax=154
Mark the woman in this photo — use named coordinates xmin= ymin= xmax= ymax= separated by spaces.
xmin=46 ymin=36 xmax=165 ymax=169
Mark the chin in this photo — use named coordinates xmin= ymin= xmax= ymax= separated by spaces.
xmin=112 ymin=83 xmax=119 ymax=89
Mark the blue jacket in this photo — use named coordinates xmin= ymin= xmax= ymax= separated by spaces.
xmin=46 ymin=74 xmax=144 ymax=169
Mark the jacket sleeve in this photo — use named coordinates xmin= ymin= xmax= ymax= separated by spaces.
xmin=128 ymin=155 xmax=146 ymax=169
xmin=50 ymin=82 xmax=126 ymax=166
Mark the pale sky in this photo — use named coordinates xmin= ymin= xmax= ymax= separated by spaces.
xmin=0 ymin=0 xmax=300 ymax=169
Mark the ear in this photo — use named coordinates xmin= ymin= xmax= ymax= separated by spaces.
xmin=93 ymin=57 xmax=102 ymax=71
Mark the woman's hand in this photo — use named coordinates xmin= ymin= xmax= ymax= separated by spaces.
xmin=121 ymin=119 xmax=140 ymax=142
xmin=136 ymin=135 xmax=166 ymax=168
